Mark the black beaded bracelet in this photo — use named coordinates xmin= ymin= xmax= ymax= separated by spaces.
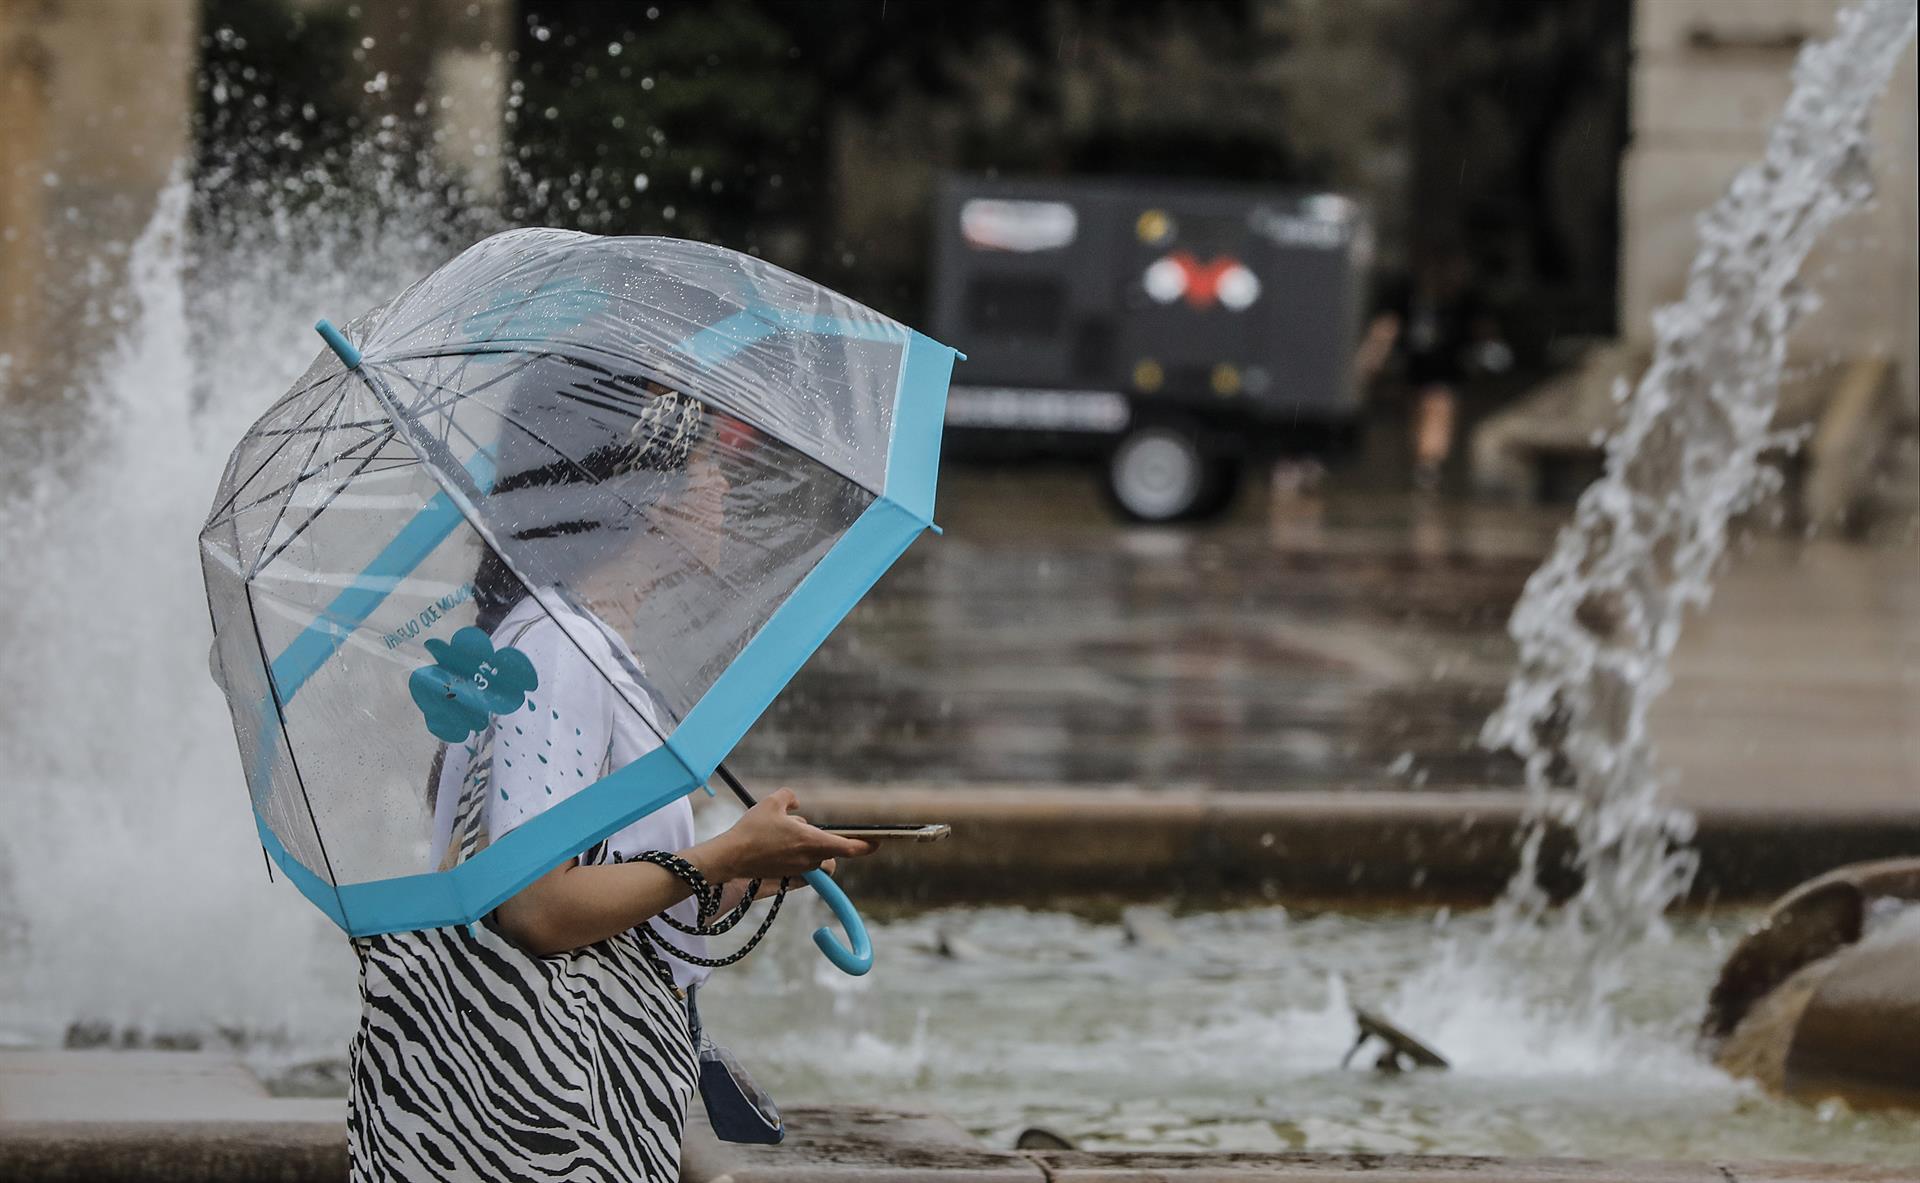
xmin=628 ymin=850 xmax=723 ymax=924
xmin=625 ymin=851 xmax=793 ymax=970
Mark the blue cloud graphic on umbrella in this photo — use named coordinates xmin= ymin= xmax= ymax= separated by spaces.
xmin=408 ymin=627 xmax=540 ymax=742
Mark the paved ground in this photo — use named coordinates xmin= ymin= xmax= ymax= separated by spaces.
xmin=0 ymin=1051 xmax=342 ymax=1124
xmin=1655 ymin=534 xmax=1920 ymax=812
xmin=749 ymin=467 xmax=1918 ymax=818
xmin=3 ymin=1068 xmax=1910 ymax=1183
xmin=685 ymin=1105 xmax=1917 ymax=1180
xmin=747 ymin=469 xmax=1560 ymax=791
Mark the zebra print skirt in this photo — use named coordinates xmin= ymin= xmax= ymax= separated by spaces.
xmin=347 ymin=917 xmax=697 ymax=1181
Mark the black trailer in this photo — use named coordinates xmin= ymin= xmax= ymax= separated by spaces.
xmin=929 ymin=175 xmax=1369 ymax=520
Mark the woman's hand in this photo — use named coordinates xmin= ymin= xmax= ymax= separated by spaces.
xmin=688 ymin=788 xmax=874 ymax=883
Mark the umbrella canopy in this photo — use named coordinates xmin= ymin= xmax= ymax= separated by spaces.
xmin=200 ymin=228 xmax=957 ymax=958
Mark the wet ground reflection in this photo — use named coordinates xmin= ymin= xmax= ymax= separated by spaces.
xmin=739 ymin=468 xmax=1565 ymax=791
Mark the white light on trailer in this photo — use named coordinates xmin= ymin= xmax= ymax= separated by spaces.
xmin=1143 ymin=257 xmax=1186 ymax=304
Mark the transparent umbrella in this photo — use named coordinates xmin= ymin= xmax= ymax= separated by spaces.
xmin=200 ymin=227 xmax=959 ymax=974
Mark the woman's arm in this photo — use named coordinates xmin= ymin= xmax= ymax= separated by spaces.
xmin=494 ymin=788 xmax=873 ymax=955
xmin=493 ymin=858 xmax=697 ymax=956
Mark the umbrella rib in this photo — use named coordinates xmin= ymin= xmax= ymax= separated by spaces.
xmin=241 ymin=581 xmax=352 ymax=927
xmin=384 ymin=350 xmax=548 ymax=427
xmin=243 ymin=416 xmax=392 ymax=441
xmin=210 ymin=425 xmax=400 ymax=527
xmin=244 ymin=388 xmax=363 ymax=580
xmin=242 ymin=363 xmax=360 ymax=435
xmin=205 ymin=380 xmax=346 ymax=524
xmin=251 ymin=428 xmax=407 ymax=575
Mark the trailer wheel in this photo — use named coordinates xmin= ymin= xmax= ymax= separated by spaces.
xmin=1106 ymin=424 xmax=1235 ymax=522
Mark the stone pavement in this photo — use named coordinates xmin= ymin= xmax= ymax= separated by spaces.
xmin=750 ymin=471 xmax=1917 ymax=826
xmin=2 ymin=1067 xmax=1909 ymax=1183
xmin=681 ymin=1104 xmax=1912 ymax=1183
xmin=1654 ymin=536 xmax=1920 ymax=814
xmin=0 ymin=1051 xmax=344 ymax=1181
xmin=0 ymin=1050 xmax=342 ymax=1124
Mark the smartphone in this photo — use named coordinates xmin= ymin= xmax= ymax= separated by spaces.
xmin=820 ymin=823 xmax=951 ymax=842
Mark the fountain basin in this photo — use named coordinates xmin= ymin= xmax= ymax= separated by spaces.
xmin=686 ymin=905 xmax=1920 ymax=1167
xmin=1707 ymin=860 xmax=1920 ymax=1107
xmin=3 ymin=1102 xmax=1902 ymax=1183
xmin=805 ymin=786 xmax=1920 ymax=907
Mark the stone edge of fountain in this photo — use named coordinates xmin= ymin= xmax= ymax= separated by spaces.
xmin=798 ymin=785 xmax=1920 ymax=908
xmin=0 ymin=1097 xmax=1904 ymax=1182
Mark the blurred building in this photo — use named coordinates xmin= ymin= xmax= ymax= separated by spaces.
xmin=1475 ymin=0 xmax=1918 ymax=522
xmin=6 ymin=0 xmax=1907 ymax=522
xmin=0 ymin=0 xmax=510 ymax=406
xmin=0 ymin=0 xmax=196 ymax=394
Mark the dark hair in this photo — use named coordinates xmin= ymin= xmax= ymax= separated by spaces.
xmin=471 ymin=377 xmax=704 ymax=631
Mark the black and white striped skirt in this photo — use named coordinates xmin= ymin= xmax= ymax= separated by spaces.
xmin=347 ymin=917 xmax=697 ymax=1182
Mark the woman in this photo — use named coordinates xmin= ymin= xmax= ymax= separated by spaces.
xmin=348 ymin=372 xmax=873 ymax=1182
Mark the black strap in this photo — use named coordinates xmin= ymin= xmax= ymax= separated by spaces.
xmin=625 ymin=851 xmax=792 ymax=974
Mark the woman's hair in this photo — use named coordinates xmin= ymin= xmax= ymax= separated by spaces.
xmin=473 ymin=375 xmax=705 ymax=631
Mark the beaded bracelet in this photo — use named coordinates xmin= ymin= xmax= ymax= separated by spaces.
xmin=625 ymin=851 xmax=793 ymax=970
xmin=627 ymin=850 xmax=724 ymax=923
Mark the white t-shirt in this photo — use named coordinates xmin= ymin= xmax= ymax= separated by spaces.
xmin=435 ymin=594 xmax=710 ymax=988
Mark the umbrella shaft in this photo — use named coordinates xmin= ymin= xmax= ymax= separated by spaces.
xmin=714 ymin=763 xmax=758 ymax=811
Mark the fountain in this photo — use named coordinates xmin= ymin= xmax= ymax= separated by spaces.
xmin=0 ymin=167 xmax=465 ymax=1055
xmin=1482 ymin=0 xmax=1918 ymax=954
xmin=0 ymin=0 xmax=1915 ymax=1169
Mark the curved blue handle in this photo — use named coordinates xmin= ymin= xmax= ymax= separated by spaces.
xmin=803 ymin=869 xmax=872 ymax=976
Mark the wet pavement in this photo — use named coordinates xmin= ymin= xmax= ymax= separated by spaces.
xmin=1653 ymin=533 xmax=1920 ymax=812
xmin=741 ymin=465 xmax=1566 ymax=792
xmin=742 ymin=465 xmax=1920 ymax=812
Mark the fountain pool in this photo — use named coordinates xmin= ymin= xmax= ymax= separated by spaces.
xmin=217 ymin=899 xmax=1913 ymax=1166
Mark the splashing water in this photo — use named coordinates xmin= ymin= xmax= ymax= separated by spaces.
xmin=1482 ymin=0 xmax=1918 ymax=955
xmin=0 ymin=167 xmax=465 ymax=1053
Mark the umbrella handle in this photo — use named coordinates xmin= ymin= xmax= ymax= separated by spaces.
xmin=712 ymin=764 xmax=872 ymax=975
xmin=803 ymin=869 xmax=873 ymax=976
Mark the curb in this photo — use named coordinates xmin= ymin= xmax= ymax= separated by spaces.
xmin=1 ymin=1100 xmax=1907 ymax=1182
xmin=0 ymin=1121 xmax=346 ymax=1183
xmin=792 ymin=785 xmax=1920 ymax=907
